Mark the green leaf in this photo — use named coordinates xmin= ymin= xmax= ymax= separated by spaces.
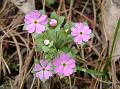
xmin=42 ymin=46 xmax=49 ymax=52
xmin=76 ymin=67 xmax=106 ymax=76
xmin=31 ymin=70 xmax=36 ymax=74
xmin=40 ymin=10 xmax=46 ymax=15
xmin=35 ymin=35 xmax=44 ymax=51
xmin=64 ymin=22 xmax=73 ymax=32
xmin=48 ymin=41 xmax=53 ymax=47
xmin=57 ymin=16 xmax=65 ymax=25
xmin=45 ymin=48 xmax=58 ymax=60
xmin=104 ymin=18 xmax=120 ymax=70
xmin=50 ymin=11 xmax=58 ymax=19
xmin=46 ymin=0 xmax=55 ymax=5
xmin=45 ymin=54 xmax=52 ymax=60
xmin=110 ymin=18 xmax=120 ymax=60
xmin=57 ymin=30 xmax=66 ymax=40
xmin=83 ymin=21 xmax=88 ymax=26
xmin=65 ymin=34 xmax=73 ymax=43
xmin=45 ymin=53 xmax=54 ymax=60
xmin=54 ymin=30 xmax=66 ymax=48
xmin=32 ymin=33 xmax=40 ymax=39
xmin=60 ymin=47 xmax=70 ymax=53
xmin=34 ymin=58 xmax=39 ymax=63
xmin=47 ymin=30 xmax=56 ymax=41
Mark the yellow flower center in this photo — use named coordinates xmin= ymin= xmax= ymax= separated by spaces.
xmin=34 ymin=20 xmax=38 ymax=24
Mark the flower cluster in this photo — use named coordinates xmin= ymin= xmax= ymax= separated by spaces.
xmin=33 ymin=53 xmax=76 ymax=82
xmin=24 ymin=10 xmax=93 ymax=82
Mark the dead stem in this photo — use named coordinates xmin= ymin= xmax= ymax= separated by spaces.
xmin=9 ymin=31 xmax=23 ymax=88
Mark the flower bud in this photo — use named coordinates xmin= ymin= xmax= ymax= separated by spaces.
xmin=50 ymin=19 xmax=57 ymax=27
xmin=44 ymin=39 xmax=50 ymax=45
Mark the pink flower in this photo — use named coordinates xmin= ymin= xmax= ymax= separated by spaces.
xmin=50 ymin=19 xmax=57 ymax=27
xmin=71 ymin=23 xmax=91 ymax=44
xmin=33 ymin=60 xmax=52 ymax=81
xmin=53 ymin=53 xmax=76 ymax=76
xmin=24 ymin=10 xmax=48 ymax=34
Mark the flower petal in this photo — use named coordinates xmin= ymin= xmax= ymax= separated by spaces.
xmin=71 ymin=27 xmax=79 ymax=36
xmin=82 ymin=34 xmax=90 ymax=42
xmin=24 ymin=18 xmax=33 ymax=25
xmin=53 ymin=57 xmax=61 ymax=66
xmin=45 ymin=63 xmax=52 ymax=71
xmin=67 ymin=59 xmax=76 ymax=68
xmin=63 ymin=67 xmax=73 ymax=76
xmin=26 ymin=24 xmax=35 ymax=33
xmin=75 ymin=23 xmax=84 ymax=30
xmin=44 ymin=70 xmax=52 ymax=79
xmin=35 ymin=24 xmax=45 ymax=34
xmin=25 ymin=10 xmax=40 ymax=21
xmin=38 ymin=15 xmax=48 ymax=25
xmin=33 ymin=64 xmax=42 ymax=71
xmin=40 ymin=60 xmax=48 ymax=67
xmin=55 ymin=66 xmax=63 ymax=73
xmin=36 ymin=71 xmax=44 ymax=80
xmin=59 ymin=53 xmax=70 ymax=61
xmin=74 ymin=35 xmax=82 ymax=44
xmin=83 ymin=26 xmax=91 ymax=34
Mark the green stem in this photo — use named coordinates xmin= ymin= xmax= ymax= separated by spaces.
xmin=43 ymin=0 xmax=46 ymax=11
xmin=104 ymin=18 xmax=120 ymax=70
xmin=69 ymin=76 xmax=72 ymax=89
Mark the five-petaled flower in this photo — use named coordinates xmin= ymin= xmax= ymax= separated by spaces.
xmin=24 ymin=10 xmax=48 ymax=34
xmin=33 ymin=60 xmax=53 ymax=82
xmin=53 ymin=53 xmax=76 ymax=76
xmin=71 ymin=23 xmax=91 ymax=44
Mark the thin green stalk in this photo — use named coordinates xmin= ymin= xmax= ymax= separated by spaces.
xmin=69 ymin=76 xmax=72 ymax=89
xmin=43 ymin=0 xmax=46 ymax=11
xmin=105 ymin=18 xmax=120 ymax=70
xmin=76 ymin=67 xmax=106 ymax=76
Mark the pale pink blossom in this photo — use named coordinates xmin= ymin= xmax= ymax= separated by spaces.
xmin=53 ymin=53 xmax=76 ymax=76
xmin=71 ymin=23 xmax=91 ymax=44
xmin=33 ymin=60 xmax=52 ymax=82
xmin=24 ymin=10 xmax=48 ymax=34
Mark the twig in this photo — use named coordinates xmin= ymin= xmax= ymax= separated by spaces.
xmin=67 ymin=0 xmax=74 ymax=22
xmin=81 ymin=0 xmax=89 ymax=14
xmin=0 ymin=0 xmax=7 ymax=14
xmin=92 ymin=0 xmax=96 ymax=32
xmin=69 ymin=76 xmax=72 ymax=89
xmin=30 ymin=75 xmax=36 ymax=89
xmin=9 ymin=32 xmax=23 ymax=88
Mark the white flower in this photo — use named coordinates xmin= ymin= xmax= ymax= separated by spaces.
xmin=44 ymin=39 xmax=50 ymax=45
